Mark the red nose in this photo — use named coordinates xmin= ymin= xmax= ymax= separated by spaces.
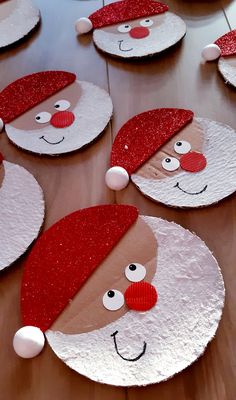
xmin=124 ymin=282 xmax=158 ymax=311
xmin=180 ymin=151 xmax=207 ymax=172
xmin=50 ymin=111 xmax=75 ymax=128
xmin=129 ymin=26 xmax=150 ymax=39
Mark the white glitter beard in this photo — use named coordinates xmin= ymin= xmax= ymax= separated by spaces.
xmin=93 ymin=12 xmax=186 ymax=58
xmin=46 ymin=216 xmax=224 ymax=386
xmin=218 ymin=57 xmax=236 ymax=87
xmin=5 ymin=81 xmax=113 ymax=155
xmin=0 ymin=0 xmax=40 ymax=48
xmin=132 ymin=118 xmax=236 ymax=208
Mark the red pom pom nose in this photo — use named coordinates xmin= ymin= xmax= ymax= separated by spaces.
xmin=180 ymin=151 xmax=207 ymax=172
xmin=50 ymin=111 xmax=75 ymax=128
xmin=125 ymin=282 xmax=158 ymax=311
xmin=129 ymin=27 xmax=150 ymax=39
xmin=0 ymin=153 xmax=4 ymax=164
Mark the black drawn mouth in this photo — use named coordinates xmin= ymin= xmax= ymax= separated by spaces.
xmin=174 ymin=182 xmax=208 ymax=195
xmin=118 ymin=40 xmax=133 ymax=52
xmin=111 ymin=330 xmax=147 ymax=362
xmin=39 ymin=136 xmax=65 ymax=145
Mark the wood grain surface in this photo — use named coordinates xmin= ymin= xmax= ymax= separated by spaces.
xmin=0 ymin=0 xmax=235 ymax=399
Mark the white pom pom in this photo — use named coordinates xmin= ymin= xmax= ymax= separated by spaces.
xmin=105 ymin=166 xmax=129 ymax=191
xmin=0 ymin=118 xmax=4 ymax=132
xmin=75 ymin=18 xmax=93 ymax=34
xmin=202 ymin=44 xmax=221 ymax=61
xmin=13 ymin=326 xmax=45 ymax=358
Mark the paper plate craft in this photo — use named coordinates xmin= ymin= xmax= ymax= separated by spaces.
xmin=202 ymin=30 xmax=236 ymax=88
xmin=0 ymin=0 xmax=40 ymax=49
xmin=13 ymin=204 xmax=224 ymax=386
xmin=75 ymin=0 xmax=186 ymax=59
xmin=105 ymin=108 xmax=236 ymax=208
xmin=0 ymin=153 xmax=44 ymax=271
xmin=0 ymin=71 xmax=113 ymax=155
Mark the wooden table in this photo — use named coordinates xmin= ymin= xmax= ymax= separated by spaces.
xmin=0 ymin=0 xmax=235 ymax=399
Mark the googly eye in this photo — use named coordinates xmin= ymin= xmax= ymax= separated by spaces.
xmin=162 ymin=157 xmax=180 ymax=171
xmin=125 ymin=263 xmax=146 ymax=283
xmin=174 ymin=141 xmax=192 ymax=155
xmin=140 ymin=19 xmax=154 ymax=27
xmin=103 ymin=290 xmax=124 ymax=311
xmin=54 ymin=100 xmax=71 ymax=111
xmin=118 ymin=24 xmax=132 ymax=33
xmin=35 ymin=112 xmax=51 ymax=124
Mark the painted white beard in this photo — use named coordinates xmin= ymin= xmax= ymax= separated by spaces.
xmin=93 ymin=12 xmax=186 ymax=58
xmin=46 ymin=216 xmax=224 ymax=386
xmin=5 ymin=81 xmax=113 ymax=155
xmin=132 ymin=118 xmax=236 ymax=208
xmin=0 ymin=161 xmax=44 ymax=271
xmin=0 ymin=0 xmax=40 ymax=48
xmin=218 ymin=57 xmax=236 ymax=88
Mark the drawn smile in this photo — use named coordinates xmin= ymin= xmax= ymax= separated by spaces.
xmin=39 ymin=136 xmax=65 ymax=145
xmin=118 ymin=40 xmax=133 ymax=52
xmin=174 ymin=182 xmax=208 ymax=195
xmin=111 ymin=331 xmax=146 ymax=362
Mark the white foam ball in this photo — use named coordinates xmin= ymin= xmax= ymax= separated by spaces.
xmin=75 ymin=18 xmax=93 ymax=34
xmin=13 ymin=326 xmax=45 ymax=358
xmin=105 ymin=166 xmax=129 ymax=191
xmin=0 ymin=118 xmax=4 ymax=132
xmin=202 ymin=44 xmax=221 ymax=61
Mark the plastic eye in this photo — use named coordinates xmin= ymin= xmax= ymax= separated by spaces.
xmin=54 ymin=100 xmax=71 ymax=111
xmin=103 ymin=290 xmax=124 ymax=311
xmin=162 ymin=157 xmax=180 ymax=171
xmin=125 ymin=263 xmax=146 ymax=283
xmin=118 ymin=24 xmax=132 ymax=33
xmin=35 ymin=112 xmax=51 ymax=124
xmin=140 ymin=19 xmax=154 ymax=27
xmin=174 ymin=141 xmax=192 ymax=155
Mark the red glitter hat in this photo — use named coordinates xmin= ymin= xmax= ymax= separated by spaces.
xmin=0 ymin=71 xmax=76 ymax=125
xmin=13 ymin=205 xmax=138 ymax=359
xmin=215 ymin=29 xmax=236 ymax=57
xmin=105 ymin=108 xmax=193 ymax=191
xmin=75 ymin=0 xmax=168 ymax=34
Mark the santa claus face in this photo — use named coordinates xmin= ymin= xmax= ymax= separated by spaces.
xmin=0 ymin=0 xmax=40 ymax=48
xmin=5 ymin=81 xmax=113 ymax=155
xmin=93 ymin=12 xmax=186 ymax=58
xmin=46 ymin=216 xmax=224 ymax=386
xmin=0 ymin=160 xmax=44 ymax=271
xmin=218 ymin=56 xmax=236 ymax=87
xmin=131 ymin=118 xmax=236 ymax=207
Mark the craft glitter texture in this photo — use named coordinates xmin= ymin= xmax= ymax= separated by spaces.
xmin=13 ymin=205 xmax=225 ymax=387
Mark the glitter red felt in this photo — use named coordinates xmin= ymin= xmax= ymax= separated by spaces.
xmin=180 ymin=151 xmax=207 ymax=172
xmin=21 ymin=205 xmax=138 ymax=332
xmin=110 ymin=108 xmax=194 ymax=175
xmin=215 ymin=29 xmax=236 ymax=57
xmin=125 ymin=282 xmax=158 ymax=311
xmin=0 ymin=71 xmax=76 ymax=124
xmin=89 ymin=0 xmax=168 ymax=29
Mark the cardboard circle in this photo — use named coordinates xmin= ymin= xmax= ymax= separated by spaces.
xmin=131 ymin=117 xmax=236 ymax=208
xmin=5 ymin=80 xmax=113 ymax=156
xmin=46 ymin=215 xmax=224 ymax=386
xmin=93 ymin=12 xmax=186 ymax=59
xmin=218 ymin=56 xmax=236 ymax=88
xmin=0 ymin=0 xmax=40 ymax=48
xmin=0 ymin=160 xmax=44 ymax=271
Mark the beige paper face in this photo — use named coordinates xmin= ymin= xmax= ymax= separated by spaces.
xmin=5 ymin=80 xmax=113 ymax=155
xmin=51 ymin=217 xmax=157 ymax=334
xmin=93 ymin=12 xmax=186 ymax=58
xmin=47 ymin=216 xmax=225 ymax=387
xmin=218 ymin=55 xmax=236 ymax=88
xmin=132 ymin=117 xmax=236 ymax=208
xmin=0 ymin=0 xmax=40 ymax=48
xmin=0 ymin=160 xmax=44 ymax=271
